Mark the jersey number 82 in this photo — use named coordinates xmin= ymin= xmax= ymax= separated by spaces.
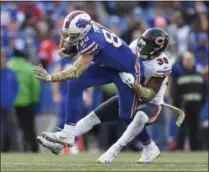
xmin=102 ymin=29 xmax=122 ymax=48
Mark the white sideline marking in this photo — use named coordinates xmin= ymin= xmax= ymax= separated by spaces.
xmin=2 ymin=163 xmax=100 ymax=166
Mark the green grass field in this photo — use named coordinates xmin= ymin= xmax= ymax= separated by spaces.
xmin=1 ymin=152 xmax=208 ymax=171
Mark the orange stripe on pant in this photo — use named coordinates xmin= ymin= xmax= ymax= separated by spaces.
xmin=147 ymin=105 xmax=162 ymax=124
xmin=131 ymin=60 xmax=140 ymax=118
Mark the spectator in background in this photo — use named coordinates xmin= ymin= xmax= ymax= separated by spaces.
xmin=8 ymin=49 xmax=40 ymax=152
xmin=175 ymin=12 xmax=190 ymax=56
xmin=38 ymin=34 xmax=59 ymax=68
xmin=172 ymin=51 xmax=207 ymax=151
xmin=0 ymin=49 xmax=21 ymax=152
xmin=121 ymin=18 xmax=146 ymax=44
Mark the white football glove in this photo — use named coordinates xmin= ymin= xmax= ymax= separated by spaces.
xmin=119 ymin=72 xmax=135 ymax=88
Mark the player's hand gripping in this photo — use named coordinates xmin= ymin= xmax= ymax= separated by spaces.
xmin=33 ymin=64 xmax=52 ymax=82
xmin=119 ymin=72 xmax=135 ymax=88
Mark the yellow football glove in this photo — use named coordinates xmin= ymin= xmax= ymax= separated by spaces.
xmin=33 ymin=64 xmax=51 ymax=82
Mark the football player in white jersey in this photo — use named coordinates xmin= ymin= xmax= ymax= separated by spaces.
xmin=37 ymin=28 xmax=185 ymax=163
xmin=97 ymin=28 xmax=173 ymax=163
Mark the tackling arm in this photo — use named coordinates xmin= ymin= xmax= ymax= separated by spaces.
xmin=131 ymin=77 xmax=165 ymax=102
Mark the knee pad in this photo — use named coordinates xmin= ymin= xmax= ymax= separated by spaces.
xmin=134 ymin=111 xmax=149 ymax=125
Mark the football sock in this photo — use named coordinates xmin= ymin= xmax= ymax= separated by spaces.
xmin=116 ymin=111 xmax=149 ymax=147
xmin=137 ymin=127 xmax=151 ymax=146
xmin=74 ymin=111 xmax=101 ymax=136
xmin=63 ymin=123 xmax=77 ymax=135
xmin=65 ymin=84 xmax=83 ymax=124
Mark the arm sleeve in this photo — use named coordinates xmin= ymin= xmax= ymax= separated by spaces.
xmin=78 ymin=33 xmax=104 ymax=55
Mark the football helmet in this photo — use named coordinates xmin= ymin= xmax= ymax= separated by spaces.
xmin=62 ymin=10 xmax=92 ymax=46
xmin=137 ymin=27 xmax=169 ymax=60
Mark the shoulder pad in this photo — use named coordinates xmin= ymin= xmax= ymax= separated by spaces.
xmin=78 ymin=32 xmax=104 ymax=55
xmin=129 ymin=39 xmax=138 ymax=55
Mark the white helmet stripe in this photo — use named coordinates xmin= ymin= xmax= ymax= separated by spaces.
xmin=65 ymin=11 xmax=86 ymax=29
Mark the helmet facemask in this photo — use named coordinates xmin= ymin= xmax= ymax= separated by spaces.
xmin=137 ymin=37 xmax=166 ymax=60
xmin=137 ymin=38 xmax=152 ymax=60
xmin=62 ymin=31 xmax=83 ymax=47
xmin=137 ymin=28 xmax=169 ymax=60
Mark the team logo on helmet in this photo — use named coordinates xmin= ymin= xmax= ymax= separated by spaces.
xmin=76 ymin=18 xmax=90 ymax=28
xmin=155 ymin=37 xmax=165 ymax=46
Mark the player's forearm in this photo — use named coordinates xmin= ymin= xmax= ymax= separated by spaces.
xmin=131 ymin=82 xmax=156 ymax=102
xmin=50 ymin=62 xmax=83 ymax=82
xmin=49 ymin=55 xmax=92 ymax=82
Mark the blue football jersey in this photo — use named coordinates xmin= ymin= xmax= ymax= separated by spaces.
xmin=77 ymin=22 xmax=136 ymax=73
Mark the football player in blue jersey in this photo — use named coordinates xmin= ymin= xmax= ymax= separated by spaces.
xmin=34 ymin=10 xmax=140 ymax=148
xmin=36 ymin=25 xmax=185 ymax=163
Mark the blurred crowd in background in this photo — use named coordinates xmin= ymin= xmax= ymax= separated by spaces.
xmin=1 ymin=1 xmax=208 ymax=154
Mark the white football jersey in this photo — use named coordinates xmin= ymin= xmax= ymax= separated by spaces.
xmin=129 ymin=40 xmax=172 ymax=105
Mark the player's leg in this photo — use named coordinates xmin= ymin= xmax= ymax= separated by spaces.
xmin=39 ymin=64 xmax=112 ymax=148
xmin=37 ymin=95 xmax=119 ymax=154
xmin=74 ymin=96 xmax=119 ymax=136
xmin=58 ymin=98 xmax=68 ymax=129
xmin=68 ymin=95 xmax=152 ymax=148
xmin=74 ymin=96 xmax=152 ymax=146
xmin=110 ymin=74 xmax=154 ymax=150
xmin=188 ymin=110 xmax=200 ymax=151
xmin=67 ymin=71 xmax=154 ymax=161
xmin=98 ymin=102 xmax=162 ymax=164
xmin=111 ymin=72 xmax=139 ymax=123
xmin=135 ymin=103 xmax=162 ymax=163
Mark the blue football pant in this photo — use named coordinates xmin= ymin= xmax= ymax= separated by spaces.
xmin=65 ymin=63 xmax=139 ymax=124
xmin=94 ymin=95 xmax=151 ymax=145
